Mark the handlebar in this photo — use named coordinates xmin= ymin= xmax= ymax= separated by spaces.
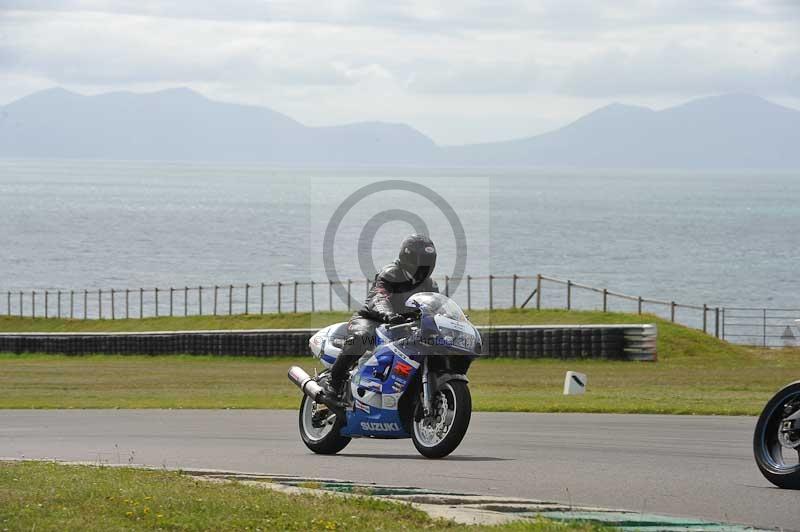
xmin=388 ymin=319 xmax=417 ymax=332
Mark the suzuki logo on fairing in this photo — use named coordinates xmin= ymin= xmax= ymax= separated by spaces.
xmin=360 ymin=422 xmax=400 ymax=431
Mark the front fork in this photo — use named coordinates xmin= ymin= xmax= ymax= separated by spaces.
xmin=421 ymin=357 xmax=433 ymax=416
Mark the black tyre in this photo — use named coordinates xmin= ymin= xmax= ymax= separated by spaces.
xmin=754 ymin=381 xmax=800 ymax=489
xmin=412 ymin=380 xmax=471 ymax=459
xmin=298 ymin=395 xmax=350 ymax=455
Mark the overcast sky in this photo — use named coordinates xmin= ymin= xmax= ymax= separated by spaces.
xmin=1 ymin=0 xmax=798 ymax=144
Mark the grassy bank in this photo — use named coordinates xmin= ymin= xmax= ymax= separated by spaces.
xmin=0 ymin=309 xmax=796 ymax=414
xmin=0 ymin=311 xmax=356 ymax=333
xmin=0 ymin=307 xmax=700 ymax=333
xmin=0 ymin=461 xmax=597 ymax=531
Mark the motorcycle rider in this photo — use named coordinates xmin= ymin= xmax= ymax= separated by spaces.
xmin=324 ymin=234 xmax=439 ymax=401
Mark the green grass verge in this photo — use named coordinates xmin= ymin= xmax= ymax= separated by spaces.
xmin=1 ymin=309 xmax=797 ymax=414
xmin=0 ymin=311 xmax=355 ymax=332
xmin=0 ymin=307 xmax=726 ymax=334
xmin=0 ymin=461 xmax=602 ymax=531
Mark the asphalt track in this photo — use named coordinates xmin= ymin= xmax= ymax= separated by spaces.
xmin=1 ymin=410 xmax=797 ymax=530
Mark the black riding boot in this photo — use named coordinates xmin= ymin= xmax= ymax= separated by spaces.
xmin=325 ymin=317 xmax=378 ymax=400
xmin=326 ymin=352 xmax=359 ymax=399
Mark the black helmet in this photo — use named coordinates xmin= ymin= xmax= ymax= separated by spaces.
xmin=398 ymin=234 xmax=436 ymax=283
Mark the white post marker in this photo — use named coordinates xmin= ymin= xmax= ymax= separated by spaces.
xmin=564 ymin=371 xmax=587 ymax=395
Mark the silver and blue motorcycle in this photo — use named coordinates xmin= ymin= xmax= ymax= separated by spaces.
xmin=754 ymin=380 xmax=800 ymax=489
xmin=288 ymin=292 xmax=481 ymax=458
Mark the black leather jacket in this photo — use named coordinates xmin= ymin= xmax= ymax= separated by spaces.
xmin=357 ymin=260 xmax=439 ymax=321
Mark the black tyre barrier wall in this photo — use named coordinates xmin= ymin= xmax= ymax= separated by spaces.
xmin=0 ymin=324 xmax=656 ymax=361
xmin=477 ymin=325 xmax=656 ymax=360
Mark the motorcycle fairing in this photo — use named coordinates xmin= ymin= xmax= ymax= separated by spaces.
xmin=340 ymin=404 xmax=407 ymax=438
xmin=340 ymin=332 xmax=420 ymax=438
xmin=309 ymin=322 xmax=349 ymax=368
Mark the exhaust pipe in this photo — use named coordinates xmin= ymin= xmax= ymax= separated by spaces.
xmin=288 ymin=366 xmax=344 ymax=410
xmin=288 ymin=366 xmax=324 ymax=399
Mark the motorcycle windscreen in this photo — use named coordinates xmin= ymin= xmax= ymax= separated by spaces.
xmin=405 ymin=292 xmax=467 ymax=322
xmin=431 ymin=314 xmax=479 ymax=352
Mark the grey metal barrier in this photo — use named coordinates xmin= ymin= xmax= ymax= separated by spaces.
xmin=721 ymin=308 xmax=800 ymax=347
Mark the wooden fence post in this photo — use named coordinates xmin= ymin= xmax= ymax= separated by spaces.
xmin=702 ymin=304 xmax=707 ymax=333
xmin=467 ymin=275 xmax=472 ymax=310
xmin=602 ymin=289 xmax=608 ymax=312
xmin=637 ymin=296 xmax=642 ymax=315
xmin=566 ymin=280 xmax=572 ymax=310
xmin=670 ymin=301 xmax=676 ymax=322
xmin=488 ymin=275 xmax=494 ymax=311
xmin=512 ymin=274 xmax=517 ymax=308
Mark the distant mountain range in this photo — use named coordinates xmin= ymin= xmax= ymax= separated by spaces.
xmin=1 ymin=87 xmax=798 ymax=169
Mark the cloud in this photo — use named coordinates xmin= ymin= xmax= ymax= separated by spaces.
xmin=5 ymin=0 xmax=799 ymax=30
xmin=0 ymin=11 xmax=361 ymax=86
xmin=406 ymin=59 xmax=540 ymax=94
xmin=560 ymin=36 xmax=800 ymax=98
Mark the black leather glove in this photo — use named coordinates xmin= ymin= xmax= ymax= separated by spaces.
xmin=386 ymin=313 xmax=407 ymax=325
xmin=402 ymin=307 xmax=421 ymax=320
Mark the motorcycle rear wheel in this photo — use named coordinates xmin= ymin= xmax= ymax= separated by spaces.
xmin=412 ymin=381 xmax=471 ymax=459
xmin=299 ymin=395 xmax=350 ymax=455
xmin=753 ymin=381 xmax=800 ymax=489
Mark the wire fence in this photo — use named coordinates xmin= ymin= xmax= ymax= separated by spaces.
xmin=0 ymin=274 xmax=706 ymax=325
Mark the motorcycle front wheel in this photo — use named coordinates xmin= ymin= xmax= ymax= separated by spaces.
xmin=753 ymin=381 xmax=800 ymax=489
xmin=299 ymin=394 xmax=350 ymax=455
xmin=412 ymin=381 xmax=472 ymax=459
